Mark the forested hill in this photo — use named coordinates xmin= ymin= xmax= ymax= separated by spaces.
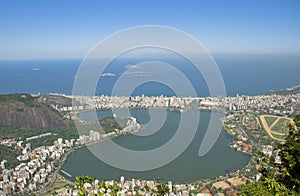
xmin=0 ymin=94 xmax=68 ymax=129
xmin=38 ymin=94 xmax=74 ymax=107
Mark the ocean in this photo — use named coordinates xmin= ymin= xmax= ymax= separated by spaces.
xmin=0 ymin=54 xmax=299 ymax=96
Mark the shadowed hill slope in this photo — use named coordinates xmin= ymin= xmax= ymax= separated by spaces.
xmin=0 ymin=94 xmax=68 ymax=129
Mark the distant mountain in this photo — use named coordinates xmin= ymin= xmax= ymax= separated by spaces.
xmin=0 ymin=94 xmax=68 ymax=130
xmin=267 ymin=84 xmax=300 ymax=95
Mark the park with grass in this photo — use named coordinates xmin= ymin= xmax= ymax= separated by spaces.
xmin=44 ymin=174 xmax=74 ymax=195
xmin=264 ymin=116 xmax=278 ymax=127
xmin=259 ymin=115 xmax=293 ymax=141
xmin=271 ymin=118 xmax=290 ymax=133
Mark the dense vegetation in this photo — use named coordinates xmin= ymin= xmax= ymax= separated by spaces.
xmin=241 ymin=115 xmax=300 ymax=195
xmin=75 ymin=176 xmax=120 ymax=196
xmin=0 ymin=94 xmax=43 ymax=107
xmin=0 ymin=145 xmax=21 ymax=169
xmin=99 ymin=116 xmax=130 ymax=133
xmin=0 ymin=122 xmax=79 ymax=149
xmin=77 ymin=116 xmax=133 ymax=135
xmin=74 ymin=176 xmax=169 ymax=196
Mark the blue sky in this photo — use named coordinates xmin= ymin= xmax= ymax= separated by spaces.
xmin=0 ymin=0 xmax=299 ymax=59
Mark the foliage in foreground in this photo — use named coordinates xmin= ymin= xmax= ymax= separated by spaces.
xmin=74 ymin=175 xmax=170 ymax=196
xmin=75 ymin=176 xmax=120 ymax=196
xmin=241 ymin=115 xmax=300 ymax=195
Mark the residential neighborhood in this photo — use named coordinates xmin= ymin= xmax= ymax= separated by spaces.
xmin=0 ymin=92 xmax=299 ymax=195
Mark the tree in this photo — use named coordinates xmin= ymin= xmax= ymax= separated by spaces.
xmin=155 ymin=182 xmax=169 ymax=195
xmin=241 ymin=115 xmax=300 ymax=195
xmin=75 ymin=176 xmax=87 ymax=196
xmin=74 ymin=175 xmax=95 ymax=196
xmin=97 ymin=180 xmax=119 ymax=195
xmin=241 ymin=181 xmax=274 ymax=196
xmin=273 ymin=115 xmax=300 ymax=192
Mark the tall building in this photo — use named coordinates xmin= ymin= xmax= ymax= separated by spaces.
xmin=132 ymin=178 xmax=135 ymax=192
xmin=120 ymin=176 xmax=125 ymax=188
xmin=168 ymin=181 xmax=172 ymax=193
xmin=1 ymin=160 xmax=8 ymax=169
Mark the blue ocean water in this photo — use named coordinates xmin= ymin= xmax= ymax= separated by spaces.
xmin=0 ymin=54 xmax=299 ymax=96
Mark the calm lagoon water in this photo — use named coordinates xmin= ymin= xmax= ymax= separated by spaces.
xmin=61 ymin=109 xmax=250 ymax=182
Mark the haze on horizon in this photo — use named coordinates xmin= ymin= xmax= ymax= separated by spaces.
xmin=0 ymin=0 xmax=299 ymax=59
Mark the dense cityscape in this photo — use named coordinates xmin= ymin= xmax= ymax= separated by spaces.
xmin=68 ymin=92 xmax=299 ymax=116
xmin=0 ymin=89 xmax=299 ymax=195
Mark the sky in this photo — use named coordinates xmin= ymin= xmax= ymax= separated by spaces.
xmin=0 ymin=0 xmax=299 ymax=59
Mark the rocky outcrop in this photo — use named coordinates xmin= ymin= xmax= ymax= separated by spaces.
xmin=0 ymin=94 xmax=67 ymax=129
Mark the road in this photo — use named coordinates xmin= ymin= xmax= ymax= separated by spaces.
xmin=38 ymin=149 xmax=73 ymax=195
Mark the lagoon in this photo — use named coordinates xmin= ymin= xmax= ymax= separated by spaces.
xmin=61 ymin=109 xmax=250 ymax=182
